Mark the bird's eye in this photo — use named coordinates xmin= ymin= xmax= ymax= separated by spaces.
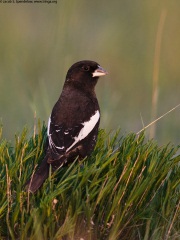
xmin=82 ymin=66 xmax=90 ymax=71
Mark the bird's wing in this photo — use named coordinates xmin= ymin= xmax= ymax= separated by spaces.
xmin=47 ymin=110 xmax=100 ymax=156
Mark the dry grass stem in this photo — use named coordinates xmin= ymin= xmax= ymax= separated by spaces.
xmin=150 ymin=8 xmax=167 ymax=138
xmin=137 ymin=103 xmax=180 ymax=135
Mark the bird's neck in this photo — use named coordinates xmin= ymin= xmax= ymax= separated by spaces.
xmin=63 ymin=80 xmax=97 ymax=97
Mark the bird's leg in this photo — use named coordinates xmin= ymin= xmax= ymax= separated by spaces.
xmin=48 ymin=146 xmax=83 ymax=172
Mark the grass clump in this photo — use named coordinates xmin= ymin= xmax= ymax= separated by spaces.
xmin=0 ymin=122 xmax=180 ymax=240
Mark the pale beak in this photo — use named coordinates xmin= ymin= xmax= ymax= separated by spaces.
xmin=92 ymin=65 xmax=108 ymax=77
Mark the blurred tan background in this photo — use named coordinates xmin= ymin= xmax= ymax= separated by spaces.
xmin=0 ymin=0 xmax=179 ymax=145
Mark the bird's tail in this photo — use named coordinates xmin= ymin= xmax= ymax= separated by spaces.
xmin=25 ymin=155 xmax=50 ymax=193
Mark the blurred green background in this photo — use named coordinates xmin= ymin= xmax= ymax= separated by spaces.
xmin=0 ymin=0 xmax=179 ymax=145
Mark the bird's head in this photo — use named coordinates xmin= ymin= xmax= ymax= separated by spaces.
xmin=65 ymin=60 xmax=108 ymax=91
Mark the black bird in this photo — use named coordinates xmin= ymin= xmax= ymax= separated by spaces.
xmin=26 ymin=60 xmax=108 ymax=193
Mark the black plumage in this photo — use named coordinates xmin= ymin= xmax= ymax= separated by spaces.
xmin=26 ymin=60 xmax=108 ymax=193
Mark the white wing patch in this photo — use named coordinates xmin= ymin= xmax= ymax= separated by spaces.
xmin=47 ymin=110 xmax=100 ymax=153
xmin=47 ymin=116 xmax=51 ymax=137
xmin=66 ymin=110 xmax=100 ymax=152
xmin=47 ymin=116 xmax=65 ymax=150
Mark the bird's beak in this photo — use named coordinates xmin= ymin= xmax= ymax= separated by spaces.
xmin=92 ymin=65 xmax=108 ymax=78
